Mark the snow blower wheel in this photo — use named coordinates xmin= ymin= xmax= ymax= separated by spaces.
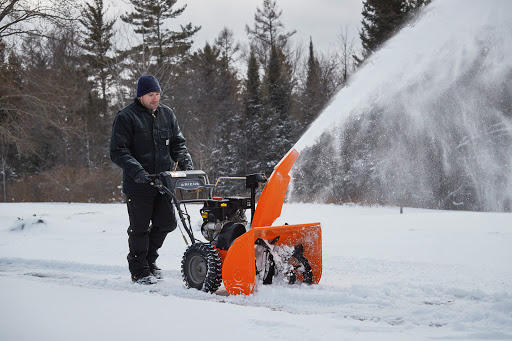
xmin=181 ymin=242 xmax=222 ymax=293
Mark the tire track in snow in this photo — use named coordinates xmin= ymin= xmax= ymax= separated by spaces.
xmin=1 ymin=256 xmax=511 ymax=334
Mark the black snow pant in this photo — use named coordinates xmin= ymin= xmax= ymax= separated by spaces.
xmin=126 ymin=193 xmax=177 ymax=280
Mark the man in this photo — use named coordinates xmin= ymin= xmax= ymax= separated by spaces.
xmin=110 ymin=75 xmax=193 ymax=285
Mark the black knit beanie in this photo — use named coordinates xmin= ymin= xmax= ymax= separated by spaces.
xmin=136 ymin=75 xmax=161 ymax=97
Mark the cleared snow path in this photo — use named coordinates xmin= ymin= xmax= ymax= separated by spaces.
xmin=1 ymin=202 xmax=511 ymax=340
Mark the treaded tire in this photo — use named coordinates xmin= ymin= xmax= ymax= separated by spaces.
xmin=181 ymin=242 xmax=222 ymax=293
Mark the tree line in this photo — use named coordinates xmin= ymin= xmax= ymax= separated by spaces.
xmin=0 ymin=0 xmax=429 ymax=202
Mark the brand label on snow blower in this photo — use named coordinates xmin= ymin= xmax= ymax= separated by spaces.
xmin=176 ymin=180 xmax=203 ymax=190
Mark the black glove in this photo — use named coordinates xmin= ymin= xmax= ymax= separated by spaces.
xmin=134 ymin=170 xmax=150 ymax=184
xmin=178 ymin=157 xmax=194 ymax=171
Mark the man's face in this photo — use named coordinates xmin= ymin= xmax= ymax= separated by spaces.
xmin=139 ymin=91 xmax=160 ymax=110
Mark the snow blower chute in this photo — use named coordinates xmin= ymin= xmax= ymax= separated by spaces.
xmin=150 ymin=148 xmax=322 ymax=295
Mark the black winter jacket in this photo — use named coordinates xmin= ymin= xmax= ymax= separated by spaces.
xmin=110 ymin=98 xmax=193 ymax=195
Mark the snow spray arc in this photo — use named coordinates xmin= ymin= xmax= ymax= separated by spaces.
xmin=290 ymin=0 xmax=512 ymax=212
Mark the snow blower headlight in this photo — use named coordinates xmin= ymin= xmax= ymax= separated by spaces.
xmin=169 ymin=171 xmax=187 ymax=178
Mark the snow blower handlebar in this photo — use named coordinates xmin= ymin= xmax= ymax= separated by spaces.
xmin=148 ymin=170 xmax=267 ymax=245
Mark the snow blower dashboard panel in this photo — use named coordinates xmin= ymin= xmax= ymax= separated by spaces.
xmin=160 ymin=170 xmax=214 ymax=194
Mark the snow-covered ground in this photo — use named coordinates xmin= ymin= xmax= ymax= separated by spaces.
xmin=1 ymin=202 xmax=511 ymax=340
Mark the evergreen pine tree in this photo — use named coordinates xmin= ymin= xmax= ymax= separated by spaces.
xmin=246 ymin=0 xmax=297 ymax=175
xmin=359 ymin=0 xmax=408 ymax=61
xmin=214 ymin=46 xmax=244 ymax=189
xmin=261 ymin=44 xmax=294 ymax=175
xmin=243 ymin=48 xmax=262 ymax=174
xmin=79 ymin=1 xmax=116 ymax=167
xmin=245 ymin=0 xmax=296 ymax=68
xmin=79 ymin=0 xmax=116 ymax=102
xmin=121 ymin=0 xmax=200 ymax=78
xmin=171 ymin=42 xmax=242 ymax=192
xmin=357 ymin=0 xmax=431 ymax=63
xmin=302 ymin=38 xmax=326 ymax=128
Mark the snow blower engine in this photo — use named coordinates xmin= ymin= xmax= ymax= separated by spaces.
xmin=151 ymin=148 xmax=322 ymax=295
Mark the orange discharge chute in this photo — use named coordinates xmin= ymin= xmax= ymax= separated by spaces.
xmin=221 ymin=148 xmax=322 ymax=295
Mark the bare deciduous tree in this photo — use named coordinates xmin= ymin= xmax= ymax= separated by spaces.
xmin=0 ymin=0 xmax=75 ymax=38
xmin=337 ymin=25 xmax=356 ymax=84
xmin=214 ymin=27 xmax=241 ymax=68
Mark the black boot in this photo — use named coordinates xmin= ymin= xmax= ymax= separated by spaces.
xmin=132 ymin=274 xmax=157 ymax=285
xmin=149 ymin=263 xmax=163 ymax=279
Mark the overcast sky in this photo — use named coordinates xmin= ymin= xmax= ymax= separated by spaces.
xmin=115 ymin=0 xmax=364 ymax=56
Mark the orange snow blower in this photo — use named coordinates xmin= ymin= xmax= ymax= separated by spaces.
xmin=151 ymin=148 xmax=322 ymax=295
